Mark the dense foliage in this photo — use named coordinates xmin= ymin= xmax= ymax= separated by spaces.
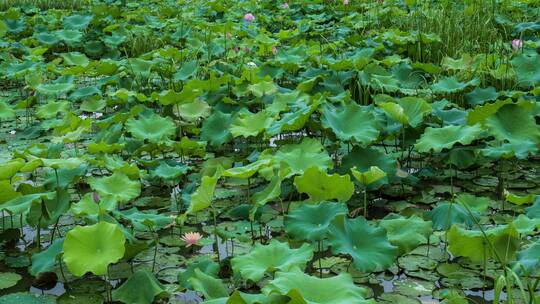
xmin=0 ymin=0 xmax=539 ymax=303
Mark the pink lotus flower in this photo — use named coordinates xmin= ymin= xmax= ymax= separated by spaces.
xmin=272 ymin=45 xmax=278 ymax=55
xmin=244 ymin=13 xmax=255 ymax=22
xmin=181 ymin=232 xmax=202 ymax=247
xmin=512 ymin=39 xmax=522 ymax=51
xmin=343 ymin=0 xmax=349 ymax=4
xmin=282 ymin=2 xmax=289 ymax=9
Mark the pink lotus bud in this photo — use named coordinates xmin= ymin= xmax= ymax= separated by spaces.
xmin=343 ymin=0 xmax=349 ymax=4
xmin=512 ymin=39 xmax=522 ymax=51
xmin=244 ymin=13 xmax=255 ymax=22
xmin=92 ymin=192 xmax=100 ymax=203
xmin=226 ymin=32 xmax=232 ymax=38
xmin=272 ymin=46 xmax=278 ymax=55
xmin=282 ymin=2 xmax=289 ymax=8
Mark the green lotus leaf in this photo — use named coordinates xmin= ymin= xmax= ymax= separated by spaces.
xmin=175 ymin=100 xmax=211 ymax=122
xmin=126 ymin=113 xmax=176 ymax=144
xmin=455 ymin=193 xmax=491 ymax=213
xmin=0 ymin=292 xmax=55 ymax=304
xmin=80 ymin=98 xmax=106 ymax=112
xmin=175 ymin=137 xmax=206 ymax=158
xmin=178 ymin=257 xmax=220 ymax=289
xmin=251 ymin=174 xmax=281 ymax=212
xmin=481 ymin=140 xmax=539 ymax=160
xmin=0 ymin=272 xmax=21 ymax=289
xmin=340 ymin=146 xmax=395 ymax=186
xmin=55 ymin=29 xmax=82 ymax=44
xmin=447 ymin=224 xmax=520 ymax=263
xmin=189 ymin=269 xmax=228 ymax=300
xmin=350 ymin=166 xmax=387 ymax=187
xmin=327 ymin=215 xmax=397 ymax=272
xmin=88 ymin=171 xmax=141 ymax=203
xmin=427 ymin=202 xmax=480 ymax=230
xmin=35 ymin=32 xmax=59 ymax=45
xmin=0 ymin=159 xmax=25 ymax=180
xmin=118 ymin=208 xmax=172 ymax=231
xmin=112 ymin=268 xmax=166 ymax=304
xmin=151 ymin=162 xmax=189 ymax=181
xmin=466 ymin=98 xmax=513 ymax=126
xmin=158 ymin=90 xmax=182 ymax=106
xmin=60 ymin=52 xmax=90 ymax=67
xmin=262 ymin=268 xmax=374 ymax=304
xmin=267 ymin=101 xmax=317 ymax=137
xmin=36 ymin=101 xmax=69 ymax=119
xmin=391 ymin=62 xmax=423 ymax=89
xmin=511 ymin=53 xmax=540 ymax=87
xmin=465 ymin=87 xmax=498 ymax=106
xmin=249 ymin=80 xmax=278 ymax=97
xmin=504 ymin=190 xmax=536 ymax=206
xmin=95 ymin=60 xmax=120 ymax=76
xmin=40 ymin=157 xmax=84 ymax=170
xmin=202 ymin=290 xmax=272 ymax=304
xmin=186 ymin=169 xmax=222 ymax=214
xmin=36 ymin=82 xmax=75 ymax=96
xmin=30 ymin=238 xmax=64 ymax=275
xmin=415 ymin=124 xmax=483 ymax=153
xmin=0 ymin=180 xmax=20 ymax=204
xmin=513 ymin=239 xmax=540 ymax=274
xmin=129 ymin=58 xmax=154 ymax=77
xmin=321 ymin=103 xmax=381 ymax=144
xmin=285 ymin=202 xmax=348 ymax=242
xmin=0 ymin=20 xmax=7 ymax=37
xmin=294 ymin=167 xmax=354 ymax=202
xmin=379 ymin=215 xmax=432 ymax=255
xmin=1 ymin=192 xmax=55 ymax=216
xmin=200 ymin=111 xmax=233 ymax=146
xmin=512 ymin=214 xmax=540 ymax=235
xmin=485 ymin=103 xmax=540 ymax=144
xmin=223 ymin=159 xmax=271 ymax=179
xmin=63 ymin=14 xmax=93 ymax=30
xmin=431 ymin=76 xmax=479 ymax=94
xmin=174 ymin=60 xmax=198 ymax=81
xmin=0 ymin=101 xmax=15 ymax=120
xmin=231 ymin=240 xmax=313 ymax=282
xmin=527 ymin=198 xmax=540 ymax=219
xmin=268 ymin=138 xmax=333 ymax=176
xmin=63 ymin=221 xmax=126 ymax=276
xmin=378 ymin=97 xmax=431 ymax=127
xmin=230 ymin=110 xmax=273 ymax=138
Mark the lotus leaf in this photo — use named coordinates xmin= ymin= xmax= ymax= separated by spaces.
xmin=0 ymin=272 xmax=21 ymax=289
xmin=88 ymin=171 xmax=141 ymax=203
xmin=63 ymin=222 xmax=126 ymax=276
xmin=230 ymin=110 xmax=273 ymax=138
xmin=415 ymin=124 xmax=483 ymax=153
xmin=379 ymin=215 xmax=432 ymax=255
xmin=378 ymin=97 xmax=431 ymax=127
xmin=447 ymin=224 xmax=520 ymax=263
xmin=126 ymin=113 xmax=176 ymax=144
xmin=112 ymin=269 xmax=166 ymax=304
xmin=327 ymin=215 xmax=397 ymax=272
xmin=294 ymin=167 xmax=354 ymax=202
xmin=262 ymin=268 xmax=374 ymax=304
xmin=231 ymin=240 xmax=313 ymax=282
xmin=285 ymin=202 xmax=348 ymax=242
xmin=321 ymin=103 xmax=381 ymax=144
xmin=200 ymin=111 xmax=233 ymax=146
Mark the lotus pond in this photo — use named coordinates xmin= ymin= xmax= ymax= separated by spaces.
xmin=0 ymin=0 xmax=540 ymax=303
